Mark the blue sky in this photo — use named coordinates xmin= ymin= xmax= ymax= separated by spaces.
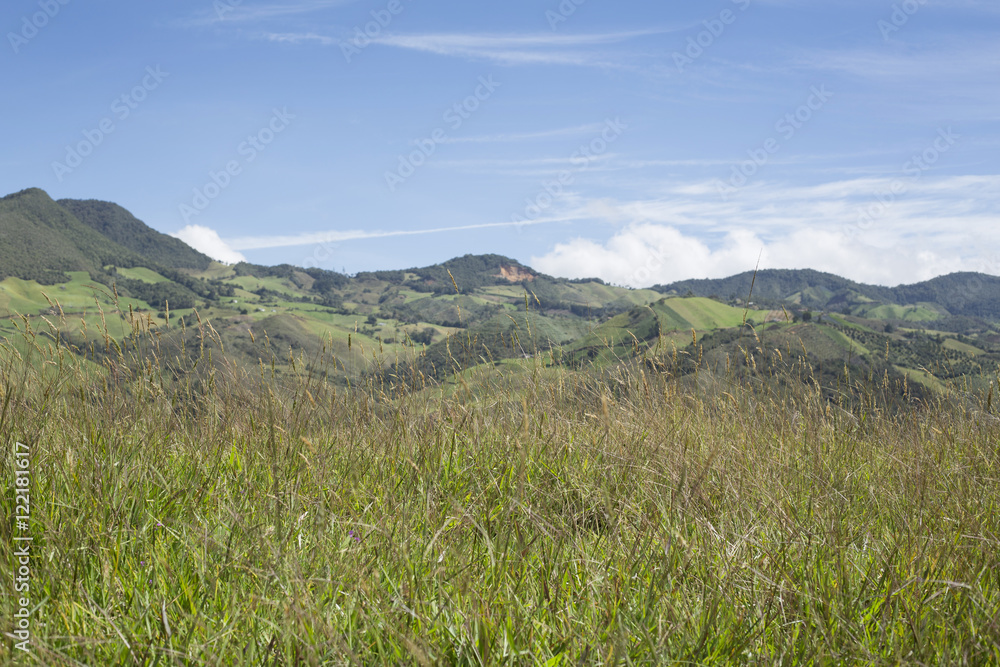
xmin=3 ymin=0 xmax=998 ymax=286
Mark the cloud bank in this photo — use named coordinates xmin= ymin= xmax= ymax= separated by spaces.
xmin=529 ymin=172 xmax=1000 ymax=287
xmin=530 ymin=224 xmax=988 ymax=288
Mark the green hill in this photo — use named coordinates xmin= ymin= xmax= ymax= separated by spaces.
xmin=58 ymin=198 xmax=213 ymax=270
xmin=892 ymin=273 xmax=1000 ymax=321
xmin=653 ymin=269 xmax=876 ymax=307
xmin=654 ymin=268 xmax=1000 ymax=322
xmin=561 ymin=297 xmax=771 ymax=367
xmin=0 ymin=188 xmax=141 ymax=283
xmin=1 ymin=187 xmax=999 ymax=399
xmin=358 ymin=253 xmax=538 ymax=295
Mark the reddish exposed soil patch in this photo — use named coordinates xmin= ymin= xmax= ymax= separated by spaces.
xmin=498 ymin=265 xmax=535 ymax=282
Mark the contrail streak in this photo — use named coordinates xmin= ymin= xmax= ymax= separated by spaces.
xmin=226 ymin=214 xmax=581 ymax=250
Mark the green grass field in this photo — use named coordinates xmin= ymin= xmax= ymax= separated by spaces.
xmin=853 ymin=303 xmax=943 ymax=322
xmin=654 ymin=297 xmax=767 ymax=331
xmin=1 ymin=299 xmax=999 ymax=665
xmin=114 ymin=267 xmax=171 ymax=284
xmin=0 ymin=272 xmax=149 ymax=317
xmin=944 ymin=338 xmax=985 ymax=356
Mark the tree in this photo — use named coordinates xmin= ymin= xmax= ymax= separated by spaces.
xmin=802 ymin=311 xmax=813 ymax=323
xmin=410 ymin=328 xmax=436 ymax=345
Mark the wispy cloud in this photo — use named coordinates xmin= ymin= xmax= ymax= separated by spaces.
xmin=617 ymin=149 xmax=900 ymax=171
xmin=931 ymin=0 xmax=1000 ymax=12
xmin=263 ymin=32 xmax=336 ymax=46
xmin=430 ymin=152 xmax=619 ymax=178
xmin=370 ymin=30 xmax=668 ymax=66
xmin=257 ymin=29 xmax=675 ymax=66
xmin=798 ymin=40 xmax=1000 ymax=82
xmin=225 ymin=214 xmax=583 ymax=251
xmin=529 ymin=174 xmax=1000 ymax=286
xmin=181 ymin=0 xmax=355 ymax=28
xmin=435 ymin=123 xmax=608 ymax=145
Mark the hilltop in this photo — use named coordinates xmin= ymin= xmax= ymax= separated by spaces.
xmin=0 ymin=188 xmax=143 ymax=284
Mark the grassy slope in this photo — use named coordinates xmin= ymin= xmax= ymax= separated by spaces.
xmin=187 ymin=262 xmax=237 ymax=280
xmin=114 ymin=267 xmax=170 ymax=284
xmin=656 ymin=297 xmax=765 ymax=330
xmin=854 ymin=302 xmax=942 ymax=321
xmin=564 ymin=298 xmax=771 ymax=367
xmin=0 ymin=271 xmax=151 ymax=316
xmin=1 ymin=319 xmax=998 ymax=664
xmin=944 ymin=337 xmax=985 ymax=356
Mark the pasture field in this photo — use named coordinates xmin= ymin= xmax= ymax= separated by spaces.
xmin=113 ymin=267 xmax=171 ymax=285
xmin=1 ymin=311 xmax=999 ymax=665
xmin=0 ymin=272 xmax=146 ymax=317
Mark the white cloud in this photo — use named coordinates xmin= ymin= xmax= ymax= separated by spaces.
xmin=530 ymin=223 xmax=987 ymax=288
xmin=220 ymin=169 xmax=1000 ymax=286
xmin=528 ymin=172 xmax=1000 ymax=287
xmin=173 ymin=225 xmax=247 ymax=264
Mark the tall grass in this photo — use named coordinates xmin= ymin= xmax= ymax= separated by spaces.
xmin=1 ymin=302 xmax=999 ymax=665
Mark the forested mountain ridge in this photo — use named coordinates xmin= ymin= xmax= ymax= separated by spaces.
xmin=58 ymin=198 xmax=213 ymax=270
xmin=0 ymin=188 xmax=144 ymax=284
xmin=654 ymin=268 xmax=1000 ymax=321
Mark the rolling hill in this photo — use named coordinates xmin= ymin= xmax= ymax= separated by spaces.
xmin=1 ymin=187 xmax=998 ymax=401
xmin=654 ymin=268 xmax=1000 ymax=323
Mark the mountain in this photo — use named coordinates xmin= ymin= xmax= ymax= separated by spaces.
xmin=891 ymin=273 xmax=1000 ymax=321
xmin=356 ymin=254 xmax=538 ymax=295
xmin=653 ymin=268 xmax=1000 ymax=323
xmin=654 ymin=269 xmax=881 ymax=306
xmin=1 ymin=187 xmax=998 ymax=402
xmin=0 ymin=188 xmax=142 ymax=284
xmin=58 ymin=198 xmax=212 ymax=270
